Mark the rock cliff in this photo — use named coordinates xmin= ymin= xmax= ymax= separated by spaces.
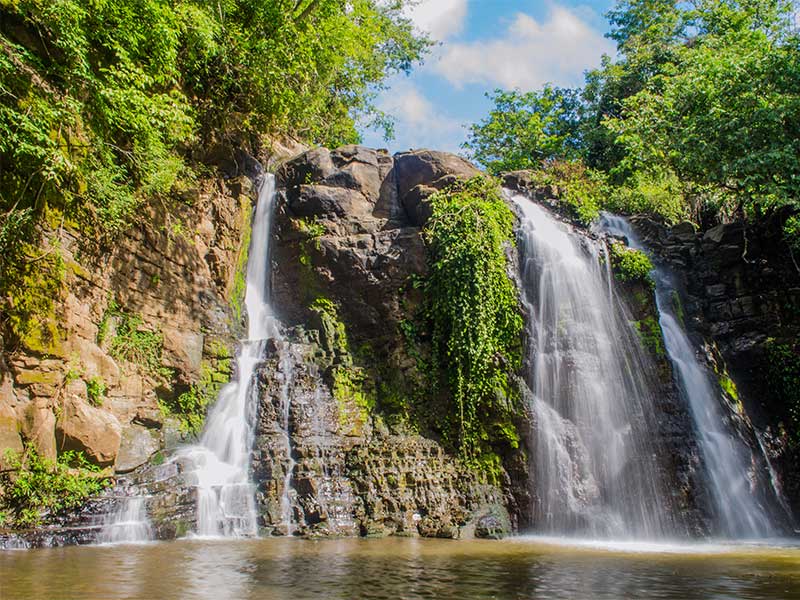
xmin=630 ymin=214 xmax=800 ymax=519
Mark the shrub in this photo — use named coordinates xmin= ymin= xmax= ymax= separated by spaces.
xmin=0 ymin=449 xmax=109 ymax=528
xmin=99 ymin=299 xmax=171 ymax=379
xmin=527 ymin=160 xmax=608 ymax=225
xmin=608 ymin=242 xmax=655 ymax=287
xmin=764 ymin=339 xmax=800 ymax=445
xmin=85 ymin=376 xmax=106 ymax=407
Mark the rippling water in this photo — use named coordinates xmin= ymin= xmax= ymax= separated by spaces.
xmin=2 ymin=537 xmax=800 ymax=599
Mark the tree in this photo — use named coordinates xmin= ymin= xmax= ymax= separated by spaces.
xmin=465 ymin=0 xmax=800 ymax=232
xmin=462 ymin=86 xmax=583 ymax=174
xmin=608 ymin=4 xmax=800 ymax=216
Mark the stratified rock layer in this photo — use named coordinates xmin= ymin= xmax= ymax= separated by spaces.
xmin=247 ymin=146 xmax=515 ymax=538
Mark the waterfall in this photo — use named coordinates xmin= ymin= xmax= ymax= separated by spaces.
xmin=511 ymin=193 xmax=681 ymax=539
xmin=98 ymin=495 xmax=152 ymax=544
xmin=599 ymin=213 xmax=782 ymax=538
xmin=177 ymin=173 xmax=281 ymax=537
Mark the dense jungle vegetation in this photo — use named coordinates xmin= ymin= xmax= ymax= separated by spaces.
xmin=464 ymin=0 xmax=800 ymax=248
xmin=0 ymin=0 xmax=428 ymax=350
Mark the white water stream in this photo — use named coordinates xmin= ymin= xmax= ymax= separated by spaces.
xmin=599 ymin=213 xmax=780 ymax=538
xmin=176 ymin=174 xmax=281 ymax=537
xmin=99 ymin=173 xmax=297 ymax=541
xmin=98 ymin=495 xmax=152 ymax=544
xmin=512 ymin=193 xmax=679 ymax=539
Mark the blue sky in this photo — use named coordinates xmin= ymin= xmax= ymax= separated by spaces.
xmin=360 ymin=0 xmax=617 ymax=154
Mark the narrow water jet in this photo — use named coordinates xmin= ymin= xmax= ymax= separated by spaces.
xmin=278 ymin=351 xmax=297 ymax=535
xmin=511 ymin=193 xmax=682 ymax=539
xmin=599 ymin=213 xmax=785 ymax=538
xmin=176 ymin=173 xmax=282 ymax=537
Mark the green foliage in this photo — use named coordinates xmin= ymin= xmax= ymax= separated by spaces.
xmin=719 ymin=373 xmax=739 ymax=402
xmin=0 ymin=0 xmax=429 ymax=332
xmin=159 ymin=359 xmax=231 ymax=436
xmin=310 ymin=297 xmax=350 ymax=357
xmin=608 ymin=19 xmax=800 ymax=218
xmin=525 ymin=160 xmax=608 ymax=225
xmin=609 ymin=241 xmax=655 ymax=287
xmin=297 ymin=217 xmax=325 ymax=267
xmin=332 ymin=365 xmax=376 ymax=426
xmin=605 ymin=168 xmax=689 ymax=224
xmin=85 ymin=376 xmax=106 ymax=407
xmin=100 ymin=299 xmax=170 ymax=379
xmin=1 ymin=0 xmax=194 ymax=239
xmin=463 ymin=86 xmax=583 ymax=174
xmin=423 ymin=176 xmax=523 ymax=462
xmin=783 ymin=214 xmax=800 ymax=254
xmin=764 ymin=339 xmax=800 ymax=445
xmin=466 ymin=0 xmax=800 ymax=227
xmin=0 ymin=449 xmax=109 ymax=528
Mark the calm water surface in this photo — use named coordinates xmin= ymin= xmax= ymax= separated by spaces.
xmin=2 ymin=537 xmax=799 ymax=599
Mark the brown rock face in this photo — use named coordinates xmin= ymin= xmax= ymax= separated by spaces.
xmin=0 ymin=398 xmax=23 ymax=469
xmin=20 ymin=400 xmax=57 ymax=463
xmin=56 ymin=389 xmax=123 ymax=467
xmin=273 ymin=146 xmax=479 ymax=355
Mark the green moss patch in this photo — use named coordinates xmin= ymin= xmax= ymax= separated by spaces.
xmin=609 ymin=242 xmax=655 ymax=288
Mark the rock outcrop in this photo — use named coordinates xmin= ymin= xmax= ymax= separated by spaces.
xmin=247 ymin=146 xmax=517 ymax=538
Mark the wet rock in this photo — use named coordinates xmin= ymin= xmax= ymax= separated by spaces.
xmin=473 ymin=506 xmax=513 ymax=540
xmin=116 ymin=424 xmax=161 ymax=473
xmin=630 ymin=213 xmax=800 ymax=520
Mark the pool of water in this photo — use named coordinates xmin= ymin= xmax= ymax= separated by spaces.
xmin=2 ymin=536 xmax=800 ymax=599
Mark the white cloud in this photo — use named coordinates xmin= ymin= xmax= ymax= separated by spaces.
xmin=430 ymin=6 xmax=615 ymax=90
xmin=377 ymin=80 xmax=464 ymax=152
xmin=404 ymin=0 xmax=468 ymax=41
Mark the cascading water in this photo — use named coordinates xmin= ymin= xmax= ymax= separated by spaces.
xmin=178 ymin=173 xmax=281 ymax=537
xmin=98 ymin=495 xmax=152 ymax=544
xmin=511 ymin=193 xmax=681 ymax=539
xmin=599 ymin=213 xmax=783 ymax=538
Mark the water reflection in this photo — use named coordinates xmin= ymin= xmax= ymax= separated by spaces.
xmin=2 ymin=537 xmax=800 ymax=600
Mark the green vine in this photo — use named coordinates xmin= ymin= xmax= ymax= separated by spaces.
xmin=423 ymin=176 xmax=523 ymax=463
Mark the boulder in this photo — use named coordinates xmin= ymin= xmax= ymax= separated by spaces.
xmin=20 ymin=400 xmax=57 ymax=463
xmin=473 ymin=506 xmax=512 ymax=540
xmin=116 ymin=424 xmax=160 ymax=473
xmin=56 ymin=396 xmax=122 ymax=467
xmin=278 ymin=145 xmax=386 ymax=202
xmin=277 ymin=145 xmax=396 ymax=234
xmin=394 ymin=149 xmax=480 ymax=226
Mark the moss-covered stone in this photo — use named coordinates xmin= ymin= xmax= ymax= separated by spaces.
xmin=609 ymin=241 xmax=655 ymax=288
xmin=5 ymin=248 xmax=66 ymax=356
xmin=634 ymin=316 xmax=666 ymax=358
xmin=230 ymin=197 xmax=253 ymax=323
